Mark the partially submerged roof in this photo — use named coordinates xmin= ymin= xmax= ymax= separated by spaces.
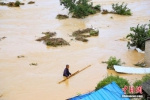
xmin=114 ymin=65 xmax=150 ymax=74
xmin=68 ymin=82 xmax=130 ymax=100
xmin=141 ymin=79 xmax=150 ymax=95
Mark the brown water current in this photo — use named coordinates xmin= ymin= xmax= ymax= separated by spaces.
xmin=0 ymin=0 xmax=150 ymax=100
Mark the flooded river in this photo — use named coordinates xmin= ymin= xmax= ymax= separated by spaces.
xmin=0 ymin=0 xmax=149 ymax=100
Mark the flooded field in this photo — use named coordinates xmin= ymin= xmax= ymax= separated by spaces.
xmin=0 ymin=0 xmax=150 ymax=100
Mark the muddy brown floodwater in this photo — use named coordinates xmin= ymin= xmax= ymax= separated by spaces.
xmin=0 ymin=0 xmax=150 ymax=100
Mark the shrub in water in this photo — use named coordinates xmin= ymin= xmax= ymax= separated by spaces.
xmin=102 ymin=56 xmax=122 ymax=70
xmin=133 ymin=80 xmax=143 ymax=87
xmin=95 ymin=75 xmax=129 ymax=91
xmin=126 ymin=21 xmax=150 ymax=51
xmin=112 ymin=2 xmax=131 ymax=15
xmin=60 ymin=0 xmax=101 ymax=18
xmin=89 ymin=30 xmax=99 ymax=36
xmin=15 ymin=1 xmax=20 ymax=7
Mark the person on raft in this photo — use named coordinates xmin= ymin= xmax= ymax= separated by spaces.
xmin=63 ymin=64 xmax=71 ymax=77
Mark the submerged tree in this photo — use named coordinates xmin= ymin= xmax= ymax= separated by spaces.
xmin=60 ymin=0 xmax=101 ymax=18
xmin=95 ymin=75 xmax=129 ymax=91
xmin=112 ymin=2 xmax=132 ymax=15
xmin=102 ymin=56 xmax=125 ymax=70
xmin=126 ymin=21 xmax=150 ymax=50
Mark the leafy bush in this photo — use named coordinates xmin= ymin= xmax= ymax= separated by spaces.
xmin=112 ymin=2 xmax=131 ymax=15
xmin=36 ymin=32 xmax=69 ymax=47
xmin=92 ymin=5 xmax=101 ymax=11
xmin=95 ymin=75 xmax=129 ymax=91
xmin=15 ymin=1 xmax=20 ymax=7
xmin=126 ymin=22 xmax=150 ymax=50
xmin=133 ymin=80 xmax=143 ymax=87
xmin=7 ymin=1 xmax=21 ymax=7
xmin=56 ymin=14 xmax=69 ymax=19
xmin=133 ymin=74 xmax=150 ymax=87
xmin=60 ymin=0 xmax=101 ymax=18
xmin=89 ymin=30 xmax=99 ymax=36
xmin=102 ymin=56 xmax=123 ymax=70
xmin=142 ymin=74 xmax=150 ymax=82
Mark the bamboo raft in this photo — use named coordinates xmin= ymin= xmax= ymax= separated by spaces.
xmin=58 ymin=65 xmax=91 ymax=84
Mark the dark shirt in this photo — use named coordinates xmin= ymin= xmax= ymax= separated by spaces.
xmin=63 ymin=68 xmax=71 ymax=77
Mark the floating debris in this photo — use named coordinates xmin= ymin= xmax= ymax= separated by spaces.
xmin=17 ymin=55 xmax=25 ymax=58
xmin=30 ymin=63 xmax=38 ymax=66
xmin=72 ymin=28 xmax=99 ymax=42
xmin=0 ymin=1 xmax=24 ymax=7
xmin=36 ymin=32 xmax=69 ymax=47
xmin=7 ymin=2 xmax=15 ymax=7
xmin=42 ymin=32 xmax=56 ymax=37
xmin=0 ymin=2 xmax=7 ymax=5
xmin=36 ymin=32 xmax=56 ymax=41
xmin=101 ymin=9 xmax=116 ymax=14
xmin=72 ymin=28 xmax=93 ymax=36
xmin=134 ymin=62 xmax=146 ymax=67
xmin=89 ymin=30 xmax=99 ymax=36
xmin=102 ymin=9 xmax=109 ymax=14
xmin=0 ymin=37 xmax=6 ymax=41
xmin=28 ymin=1 xmax=35 ymax=4
xmin=20 ymin=3 xmax=25 ymax=5
xmin=46 ymin=38 xmax=70 ymax=47
xmin=115 ymin=37 xmax=130 ymax=41
xmin=56 ymin=14 xmax=69 ymax=19
xmin=75 ymin=36 xmax=88 ymax=42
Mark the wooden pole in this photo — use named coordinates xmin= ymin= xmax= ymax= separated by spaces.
xmin=58 ymin=65 xmax=91 ymax=84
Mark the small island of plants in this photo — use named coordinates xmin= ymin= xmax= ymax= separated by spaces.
xmin=126 ymin=21 xmax=150 ymax=51
xmin=72 ymin=28 xmax=99 ymax=42
xmin=36 ymin=32 xmax=70 ymax=47
xmin=60 ymin=0 xmax=101 ymax=18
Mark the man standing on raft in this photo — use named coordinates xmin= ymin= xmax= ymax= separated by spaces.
xmin=63 ymin=64 xmax=71 ymax=77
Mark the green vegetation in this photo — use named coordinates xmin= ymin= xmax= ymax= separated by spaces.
xmin=7 ymin=1 xmax=21 ymax=7
xmin=95 ymin=75 xmax=129 ymax=91
xmin=28 ymin=1 xmax=35 ymax=4
xmin=72 ymin=28 xmax=99 ymax=42
xmin=101 ymin=9 xmax=109 ymax=14
xmin=110 ymin=16 xmax=113 ymax=19
xmin=30 ymin=63 xmax=38 ymax=66
xmin=56 ymin=14 xmax=69 ymax=19
xmin=0 ymin=1 xmax=24 ymax=6
xmin=89 ymin=30 xmax=99 ymax=36
xmin=133 ymin=74 xmax=150 ymax=87
xmin=133 ymin=80 xmax=143 ymax=87
xmin=17 ymin=55 xmax=25 ymax=58
xmin=102 ymin=56 xmax=124 ymax=70
xmin=126 ymin=21 xmax=150 ymax=50
xmin=46 ymin=38 xmax=70 ymax=47
xmin=60 ymin=0 xmax=101 ymax=18
xmin=112 ymin=2 xmax=132 ymax=15
xmin=0 ymin=2 xmax=7 ymax=5
xmin=15 ymin=1 xmax=20 ymax=7
xmin=36 ymin=32 xmax=69 ymax=47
